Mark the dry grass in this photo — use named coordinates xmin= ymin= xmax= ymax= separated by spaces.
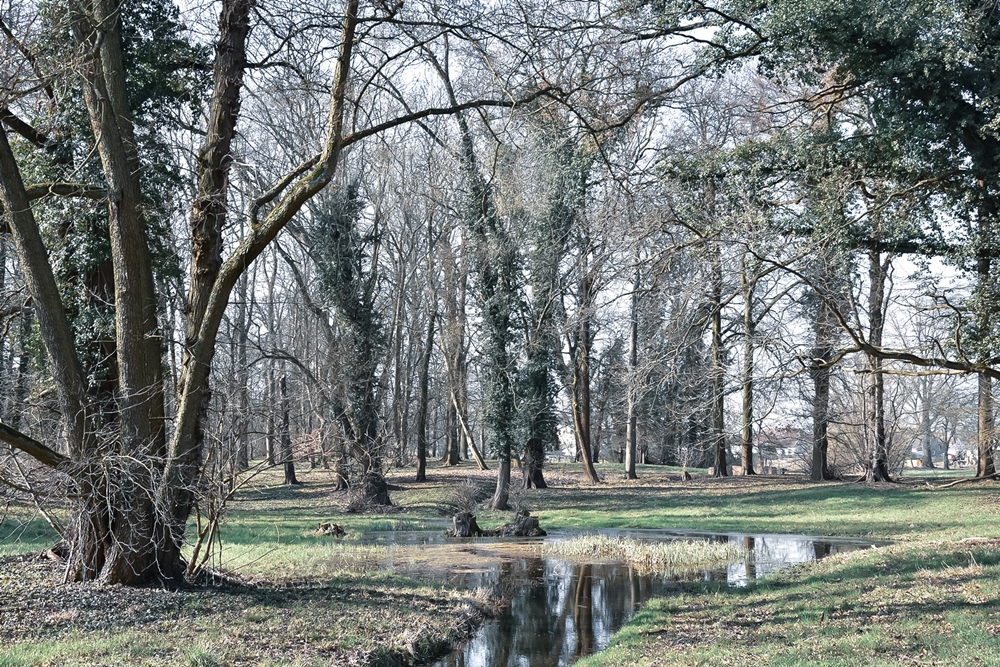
xmin=544 ymin=535 xmax=746 ymax=574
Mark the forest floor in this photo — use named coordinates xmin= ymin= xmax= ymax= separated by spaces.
xmin=1 ymin=460 xmax=998 ymax=666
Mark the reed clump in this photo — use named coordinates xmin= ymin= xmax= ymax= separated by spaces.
xmin=545 ymin=535 xmax=746 ymax=573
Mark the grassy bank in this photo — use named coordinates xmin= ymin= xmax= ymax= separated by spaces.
xmin=576 ymin=538 xmax=1000 ymax=667
xmin=2 ymin=461 xmax=998 ymax=666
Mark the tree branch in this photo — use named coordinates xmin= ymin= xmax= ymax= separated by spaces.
xmin=1 ymin=107 xmax=52 ymax=149
xmin=23 ymin=183 xmax=107 ymax=201
xmin=0 ymin=421 xmax=69 ymax=468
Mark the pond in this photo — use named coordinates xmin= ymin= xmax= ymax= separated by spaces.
xmin=358 ymin=528 xmax=878 ymax=667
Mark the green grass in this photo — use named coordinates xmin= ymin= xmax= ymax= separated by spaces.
xmin=575 ymin=538 xmax=1000 ymax=666
xmin=0 ymin=508 xmax=68 ymax=556
xmin=2 ymin=459 xmax=998 ymax=666
xmin=412 ymin=461 xmax=997 ymax=541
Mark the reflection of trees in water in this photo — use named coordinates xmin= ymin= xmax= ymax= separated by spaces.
xmin=574 ymin=564 xmax=595 ymax=657
xmin=744 ymin=536 xmax=757 ymax=582
xmin=440 ymin=558 xmax=670 ymax=666
xmin=434 ymin=535 xmax=870 ymax=667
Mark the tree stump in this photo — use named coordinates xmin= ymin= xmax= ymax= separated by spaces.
xmin=681 ymin=471 xmax=692 ymax=481
xmin=315 ymin=522 xmax=346 ymax=536
xmin=497 ymin=510 xmax=546 ymax=537
xmin=452 ymin=512 xmax=484 ymax=537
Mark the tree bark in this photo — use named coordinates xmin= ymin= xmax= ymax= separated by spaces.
xmin=491 ymin=455 xmax=511 ymax=510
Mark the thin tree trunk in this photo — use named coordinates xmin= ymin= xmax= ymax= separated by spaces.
xmin=391 ymin=278 xmax=405 ymax=464
xmin=266 ymin=361 xmax=277 ymax=466
xmin=865 ymin=247 xmax=892 ymax=483
xmin=444 ymin=400 xmax=459 ymax=465
xmin=710 ymin=242 xmax=728 ymax=478
xmin=451 ymin=390 xmax=489 ymax=470
xmin=443 ymin=239 xmax=467 ymax=466
xmin=571 ymin=335 xmax=601 ymax=484
xmin=13 ymin=302 xmax=31 ymax=430
xmin=625 ymin=263 xmax=639 ymax=480
xmin=920 ymin=377 xmax=934 ymax=469
xmin=740 ymin=261 xmax=756 ymax=475
xmin=235 ymin=270 xmax=250 ymax=470
xmin=280 ymin=371 xmax=298 ymax=485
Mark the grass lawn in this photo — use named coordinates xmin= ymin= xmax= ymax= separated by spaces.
xmin=2 ymin=459 xmax=998 ymax=666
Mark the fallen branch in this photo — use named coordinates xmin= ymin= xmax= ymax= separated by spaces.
xmin=932 ymin=473 xmax=1000 ymax=490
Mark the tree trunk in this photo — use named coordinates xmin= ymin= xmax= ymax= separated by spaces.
xmin=415 ymin=309 xmax=435 ymax=482
xmin=391 ymin=277 xmax=405 ymax=465
xmin=865 ymin=247 xmax=892 ymax=483
xmin=441 ymin=236 xmax=467 ymax=467
xmin=810 ymin=356 xmax=832 ymax=481
xmin=810 ymin=285 xmax=837 ymax=481
xmin=977 ymin=373 xmax=996 ymax=477
xmin=70 ymin=0 xmax=176 ymax=584
xmin=522 ymin=322 xmax=551 ymax=488
xmin=491 ymin=455 xmax=511 ymax=510
xmin=920 ymin=377 xmax=934 ymax=469
xmin=444 ymin=400 xmax=460 ymax=465
xmin=235 ymin=270 xmax=250 ymax=470
xmin=266 ymin=359 xmax=277 ymax=467
xmin=976 ymin=196 xmax=998 ymax=478
xmin=569 ymin=244 xmax=601 ymax=485
xmin=280 ymin=372 xmax=298 ymax=486
xmin=571 ymin=329 xmax=601 ymax=484
xmin=710 ymin=242 xmax=728 ymax=478
xmin=522 ymin=438 xmax=548 ymax=488
xmin=442 ymin=67 xmax=516 ymax=501
xmin=740 ymin=260 xmax=756 ymax=475
xmin=625 ymin=263 xmax=639 ymax=480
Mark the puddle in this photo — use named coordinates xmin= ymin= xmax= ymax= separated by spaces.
xmin=349 ymin=528 xmax=877 ymax=667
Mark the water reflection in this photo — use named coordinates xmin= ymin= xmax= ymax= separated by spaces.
xmin=436 ymin=558 xmax=663 ymax=667
xmin=407 ymin=529 xmax=877 ymax=667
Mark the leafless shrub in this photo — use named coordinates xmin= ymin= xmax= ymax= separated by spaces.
xmin=444 ymin=479 xmax=492 ymax=515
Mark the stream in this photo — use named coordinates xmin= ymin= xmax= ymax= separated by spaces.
xmin=357 ymin=528 xmax=877 ymax=667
